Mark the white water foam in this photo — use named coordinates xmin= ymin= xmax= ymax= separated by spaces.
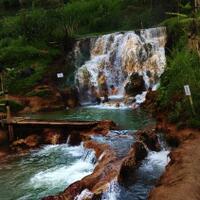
xmin=29 ymin=144 xmax=96 ymax=191
xmin=87 ymin=102 xmax=130 ymax=110
xmin=75 ymin=189 xmax=94 ymax=200
xmin=32 ymin=143 xmax=85 ymax=158
xmin=30 ymin=160 xmax=94 ymax=189
xmin=141 ymin=150 xmax=170 ymax=173
xmin=101 ymin=181 xmax=120 ymax=200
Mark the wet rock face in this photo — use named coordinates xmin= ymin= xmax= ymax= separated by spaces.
xmin=22 ymin=85 xmax=65 ymax=113
xmin=59 ymin=87 xmax=80 ymax=108
xmin=136 ymin=129 xmax=161 ymax=152
xmin=141 ymin=90 xmax=158 ymax=114
xmin=118 ymin=142 xmax=148 ymax=185
xmin=67 ymin=132 xmax=82 ymax=146
xmin=74 ymin=38 xmax=91 ymax=68
xmin=11 ymin=134 xmax=41 ymax=151
xmin=43 ymin=129 xmax=63 ymax=145
xmin=0 ymin=129 xmax=8 ymax=145
xmin=125 ymin=73 xmax=146 ymax=96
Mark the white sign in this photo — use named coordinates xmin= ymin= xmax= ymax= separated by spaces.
xmin=184 ymin=85 xmax=191 ymax=96
xmin=57 ymin=73 xmax=64 ymax=78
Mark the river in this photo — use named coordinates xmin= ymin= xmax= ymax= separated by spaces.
xmin=0 ymin=107 xmax=169 ymax=200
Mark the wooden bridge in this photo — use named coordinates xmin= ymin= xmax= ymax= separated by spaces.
xmin=5 ymin=118 xmax=98 ymax=127
xmin=0 ymin=115 xmax=99 ymax=142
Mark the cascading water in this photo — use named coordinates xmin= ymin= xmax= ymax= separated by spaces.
xmin=0 ymin=144 xmax=96 ymax=200
xmin=74 ymin=27 xmax=167 ymax=104
xmin=101 ymin=137 xmax=170 ymax=200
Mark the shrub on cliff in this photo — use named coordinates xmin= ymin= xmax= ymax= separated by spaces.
xmin=0 ymin=99 xmax=25 ymax=112
xmin=158 ymin=48 xmax=200 ymax=126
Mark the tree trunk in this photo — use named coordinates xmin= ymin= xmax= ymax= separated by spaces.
xmin=194 ymin=0 xmax=200 ymax=12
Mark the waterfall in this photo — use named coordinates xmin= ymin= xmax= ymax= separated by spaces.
xmin=74 ymin=27 xmax=167 ymax=104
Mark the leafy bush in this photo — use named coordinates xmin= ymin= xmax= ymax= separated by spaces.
xmin=188 ymin=118 xmax=200 ymax=129
xmin=0 ymin=99 xmax=24 ymax=112
xmin=26 ymin=89 xmax=53 ymax=98
xmin=158 ymin=48 xmax=200 ymax=122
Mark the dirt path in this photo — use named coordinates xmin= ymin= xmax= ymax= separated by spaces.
xmin=149 ymin=120 xmax=200 ymax=200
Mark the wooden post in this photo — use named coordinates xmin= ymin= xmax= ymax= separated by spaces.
xmin=194 ymin=0 xmax=200 ymax=12
xmin=6 ymin=105 xmax=14 ymax=142
xmin=188 ymin=95 xmax=196 ymax=116
xmin=184 ymin=85 xmax=196 ymax=116
xmin=5 ymin=92 xmax=14 ymax=142
xmin=0 ymin=74 xmax=3 ymax=93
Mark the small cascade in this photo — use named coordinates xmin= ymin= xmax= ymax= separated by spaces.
xmin=75 ymin=189 xmax=94 ymax=200
xmin=74 ymin=27 xmax=167 ymax=105
xmin=66 ymin=134 xmax=71 ymax=144
xmin=157 ymin=133 xmax=169 ymax=151
xmin=82 ymin=148 xmax=96 ymax=164
xmin=101 ymin=181 xmax=120 ymax=200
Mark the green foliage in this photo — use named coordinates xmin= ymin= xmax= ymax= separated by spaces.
xmin=32 ymin=0 xmax=64 ymax=8
xmin=188 ymin=118 xmax=200 ymax=129
xmin=60 ymin=0 xmax=122 ymax=35
xmin=26 ymin=89 xmax=52 ymax=98
xmin=0 ymin=99 xmax=24 ymax=112
xmin=158 ymin=48 xmax=200 ymax=125
xmin=0 ymin=0 xmax=198 ymax=122
xmin=5 ymin=61 xmax=48 ymax=94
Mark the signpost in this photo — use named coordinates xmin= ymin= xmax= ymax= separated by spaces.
xmin=184 ymin=85 xmax=196 ymax=115
xmin=57 ymin=72 xmax=64 ymax=79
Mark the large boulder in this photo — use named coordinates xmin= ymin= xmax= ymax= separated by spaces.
xmin=43 ymin=129 xmax=63 ymax=144
xmin=136 ymin=128 xmax=161 ymax=152
xmin=11 ymin=134 xmax=41 ymax=151
xmin=0 ymin=129 xmax=8 ymax=145
xmin=23 ymin=85 xmax=65 ymax=113
xmin=60 ymin=87 xmax=80 ymax=108
xmin=118 ymin=142 xmax=148 ymax=185
xmin=141 ymin=90 xmax=158 ymax=114
xmin=125 ymin=73 xmax=146 ymax=96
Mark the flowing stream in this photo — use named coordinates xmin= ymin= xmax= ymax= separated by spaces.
xmin=0 ymin=108 xmax=169 ymax=200
xmin=0 ymin=143 xmax=96 ymax=200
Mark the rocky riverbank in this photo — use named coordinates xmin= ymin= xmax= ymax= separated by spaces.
xmin=148 ymin=116 xmax=200 ymax=200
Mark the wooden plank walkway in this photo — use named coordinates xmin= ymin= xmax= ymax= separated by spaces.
xmin=1 ymin=117 xmax=100 ymax=142
xmin=4 ymin=117 xmax=99 ymax=127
